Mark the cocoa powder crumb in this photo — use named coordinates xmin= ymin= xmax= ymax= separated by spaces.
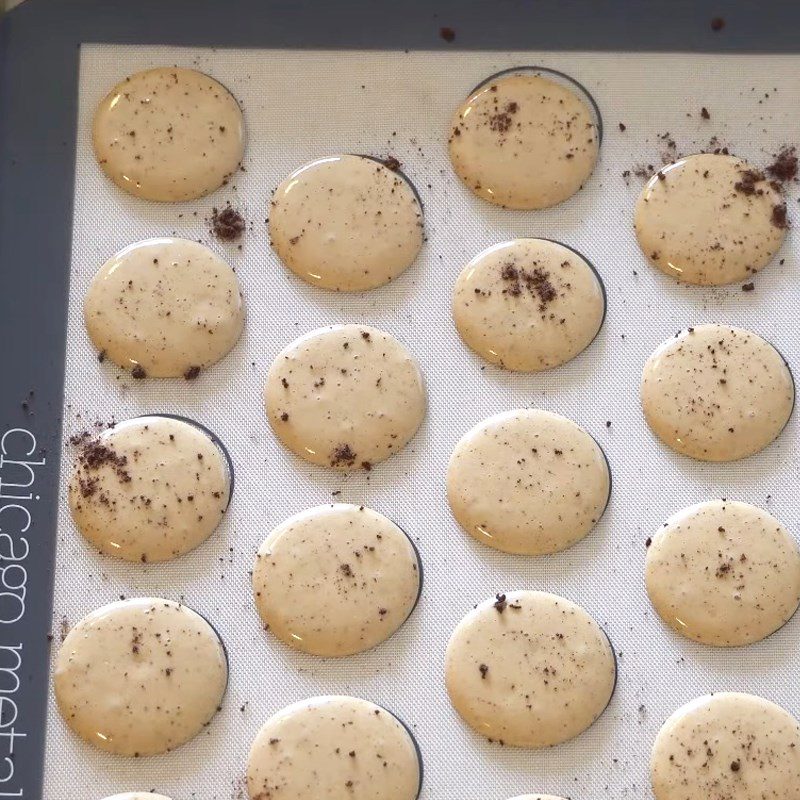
xmin=733 ymin=169 xmax=765 ymax=195
xmin=74 ymin=438 xmax=131 ymax=496
xmin=330 ymin=443 xmax=357 ymax=467
xmin=489 ymin=102 xmax=519 ymax=134
xmin=500 ymin=261 xmax=557 ymax=308
xmin=211 ymin=205 xmax=246 ymax=241
xmin=766 ymin=147 xmax=798 ymax=183
xmin=382 ymin=156 xmax=401 ymax=172
xmin=772 ymin=203 xmax=789 ymax=229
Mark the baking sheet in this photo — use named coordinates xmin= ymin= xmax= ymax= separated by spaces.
xmin=47 ymin=45 xmax=800 ymax=799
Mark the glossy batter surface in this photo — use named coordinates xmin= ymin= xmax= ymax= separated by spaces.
xmin=447 ymin=409 xmax=609 ymax=555
xmin=641 ymin=324 xmax=794 ymax=461
xmin=102 ymin=795 xmax=172 ymax=800
xmin=84 ymin=238 xmax=244 ymax=378
xmin=93 ymin=67 xmax=244 ymax=201
xmin=68 ymin=416 xmax=230 ymax=563
xmin=54 ymin=598 xmax=227 ymax=756
xmin=269 ymin=155 xmax=424 ymax=291
xmin=507 ymin=796 xmax=567 ymax=800
xmin=453 ymin=239 xmax=605 ymax=371
xmin=448 ymin=71 xmax=599 ymax=209
xmin=651 ymin=693 xmax=800 ymax=800
xmin=252 ymin=504 xmax=420 ymax=656
xmin=246 ymin=696 xmax=421 ymax=800
xmin=445 ymin=591 xmax=616 ymax=747
xmin=265 ymin=325 xmax=426 ymax=470
xmin=646 ymin=500 xmax=800 ymax=646
xmin=635 ymin=153 xmax=786 ymax=285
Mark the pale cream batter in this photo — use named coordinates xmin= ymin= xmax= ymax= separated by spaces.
xmin=93 ymin=67 xmax=244 ymax=201
xmin=265 ymin=325 xmax=426 ymax=470
xmin=507 ymin=796 xmax=567 ymax=800
xmin=252 ymin=504 xmax=421 ymax=656
xmin=269 ymin=155 xmax=424 ymax=291
xmin=68 ymin=416 xmax=230 ymax=563
xmin=646 ymin=500 xmax=800 ymax=646
xmin=635 ymin=153 xmax=787 ymax=285
xmin=102 ymin=795 xmax=172 ymax=800
xmin=84 ymin=237 xmax=244 ymax=378
xmin=54 ymin=598 xmax=227 ymax=756
xmin=453 ymin=239 xmax=605 ymax=371
xmin=448 ymin=70 xmax=600 ymax=209
xmin=651 ymin=693 xmax=800 ymax=800
xmin=246 ymin=696 xmax=421 ymax=800
xmin=445 ymin=591 xmax=616 ymax=747
xmin=641 ymin=324 xmax=794 ymax=461
xmin=447 ymin=409 xmax=609 ymax=555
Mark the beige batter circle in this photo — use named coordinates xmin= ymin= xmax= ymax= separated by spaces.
xmin=93 ymin=67 xmax=244 ymax=201
xmin=252 ymin=504 xmax=421 ymax=656
xmin=651 ymin=693 xmax=800 ymax=800
xmin=445 ymin=590 xmax=616 ymax=748
xmin=646 ymin=500 xmax=800 ymax=646
xmin=507 ymin=797 xmax=567 ymax=800
xmin=447 ymin=409 xmax=609 ymax=555
xmin=635 ymin=153 xmax=787 ymax=286
xmin=453 ymin=239 xmax=605 ymax=371
xmin=269 ymin=154 xmax=424 ymax=291
xmin=54 ymin=598 xmax=227 ymax=756
xmin=246 ymin=696 xmax=421 ymax=800
xmin=641 ymin=324 xmax=794 ymax=461
xmin=85 ymin=237 xmax=244 ymax=378
xmin=265 ymin=325 xmax=426 ymax=470
xmin=448 ymin=70 xmax=599 ymax=209
xmin=102 ymin=795 xmax=172 ymax=800
xmin=68 ymin=416 xmax=230 ymax=563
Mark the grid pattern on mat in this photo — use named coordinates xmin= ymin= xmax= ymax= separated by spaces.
xmin=47 ymin=45 xmax=800 ymax=799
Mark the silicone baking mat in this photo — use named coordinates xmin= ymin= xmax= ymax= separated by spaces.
xmin=45 ymin=45 xmax=800 ymax=799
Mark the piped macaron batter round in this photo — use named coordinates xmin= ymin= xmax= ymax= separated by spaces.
xmin=84 ymin=238 xmax=244 ymax=379
xmin=448 ymin=70 xmax=600 ymax=209
xmin=646 ymin=499 xmax=800 ymax=646
xmin=453 ymin=239 xmax=605 ymax=371
xmin=246 ymin=696 xmax=421 ymax=800
xmin=651 ymin=693 xmax=800 ymax=800
xmin=635 ymin=153 xmax=787 ymax=285
xmin=269 ymin=154 xmax=424 ymax=291
xmin=68 ymin=416 xmax=230 ymax=563
xmin=641 ymin=324 xmax=794 ymax=461
xmin=54 ymin=598 xmax=228 ymax=756
xmin=102 ymin=795 xmax=172 ymax=800
xmin=447 ymin=409 xmax=610 ymax=555
xmin=507 ymin=796 xmax=567 ymax=800
xmin=252 ymin=504 xmax=421 ymax=656
xmin=445 ymin=590 xmax=616 ymax=747
xmin=93 ymin=66 xmax=244 ymax=201
xmin=265 ymin=325 xmax=426 ymax=470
